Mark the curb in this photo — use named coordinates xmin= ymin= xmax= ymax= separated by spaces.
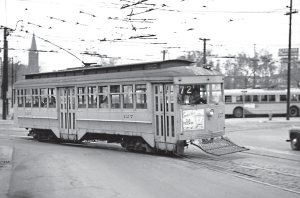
xmin=225 ymin=122 xmax=300 ymax=132
xmin=0 ymin=146 xmax=14 ymax=198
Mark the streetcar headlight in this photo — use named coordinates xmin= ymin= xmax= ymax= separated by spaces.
xmin=205 ymin=108 xmax=214 ymax=117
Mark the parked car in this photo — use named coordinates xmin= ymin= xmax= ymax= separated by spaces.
xmin=287 ymin=128 xmax=300 ymax=150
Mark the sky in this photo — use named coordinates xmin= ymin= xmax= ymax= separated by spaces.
xmin=1 ymin=0 xmax=300 ymax=72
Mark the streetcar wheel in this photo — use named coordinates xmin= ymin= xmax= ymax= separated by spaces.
xmin=290 ymin=138 xmax=300 ymax=150
xmin=289 ymin=106 xmax=299 ymax=117
xmin=233 ymin=107 xmax=243 ymax=118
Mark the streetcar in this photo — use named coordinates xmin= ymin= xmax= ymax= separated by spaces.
xmin=225 ymin=89 xmax=300 ymax=118
xmin=13 ymin=59 xmax=247 ymax=155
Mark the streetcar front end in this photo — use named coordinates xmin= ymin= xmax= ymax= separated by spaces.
xmin=174 ymin=75 xmax=247 ymax=155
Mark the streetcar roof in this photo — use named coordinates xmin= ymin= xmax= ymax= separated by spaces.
xmin=24 ymin=59 xmax=194 ymax=80
xmin=15 ymin=66 xmax=223 ymax=87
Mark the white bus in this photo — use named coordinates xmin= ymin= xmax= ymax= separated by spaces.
xmin=224 ymin=89 xmax=300 ymax=118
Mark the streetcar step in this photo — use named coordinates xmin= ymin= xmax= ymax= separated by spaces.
xmin=191 ymin=137 xmax=249 ymax=156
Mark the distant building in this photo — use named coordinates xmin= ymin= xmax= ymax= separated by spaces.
xmin=28 ymin=34 xmax=39 ymax=73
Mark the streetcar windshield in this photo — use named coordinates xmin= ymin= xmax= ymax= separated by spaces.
xmin=178 ymin=83 xmax=223 ymax=105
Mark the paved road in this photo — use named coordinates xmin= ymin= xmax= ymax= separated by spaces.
xmin=0 ymin=118 xmax=300 ymax=198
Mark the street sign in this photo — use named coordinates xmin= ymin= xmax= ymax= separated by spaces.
xmin=278 ymin=48 xmax=299 ymax=57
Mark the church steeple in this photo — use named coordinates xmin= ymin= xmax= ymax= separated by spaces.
xmin=28 ymin=34 xmax=39 ymax=73
xmin=30 ymin=34 xmax=37 ymax=51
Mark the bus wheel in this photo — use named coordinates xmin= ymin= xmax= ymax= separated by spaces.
xmin=290 ymin=137 xmax=300 ymax=150
xmin=290 ymin=106 xmax=299 ymax=117
xmin=233 ymin=107 xmax=243 ymax=118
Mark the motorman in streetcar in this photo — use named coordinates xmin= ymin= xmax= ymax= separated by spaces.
xmin=189 ymin=88 xmax=206 ymax=105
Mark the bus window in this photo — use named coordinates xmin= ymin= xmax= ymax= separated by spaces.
xmin=269 ymin=95 xmax=275 ymax=102
xmin=208 ymin=84 xmax=223 ymax=104
xmin=136 ymin=84 xmax=147 ymax=109
xmin=245 ymin=95 xmax=251 ymax=102
xmin=225 ymin=96 xmax=232 ymax=103
xmin=261 ymin=95 xmax=267 ymax=102
xmin=253 ymin=95 xmax=259 ymax=102
xmin=236 ymin=96 xmax=243 ymax=102
xmin=291 ymin=94 xmax=297 ymax=101
xmin=280 ymin=95 xmax=287 ymax=101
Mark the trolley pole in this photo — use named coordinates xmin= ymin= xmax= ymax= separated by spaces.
xmin=11 ymin=57 xmax=13 ymax=108
xmin=2 ymin=27 xmax=8 ymax=120
xmin=285 ymin=0 xmax=297 ymax=120
xmin=241 ymin=90 xmax=247 ymax=119
xmin=199 ymin=38 xmax=210 ymax=65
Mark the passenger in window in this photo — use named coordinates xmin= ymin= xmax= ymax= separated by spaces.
xmin=189 ymin=89 xmax=206 ymax=104
xmin=100 ymin=96 xmax=108 ymax=108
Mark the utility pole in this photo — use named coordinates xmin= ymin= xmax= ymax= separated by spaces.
xmin=253 ymin=44 xmax=257 ymax=88
xmin=161 ymin=50 xmax=167 ymax=60
xmin=285 ymin=0 xmax=298 ymax=120
xmin=199 ymin=38 xmax=210 ymax=65
xmin=2 ymin=27 xmax=8 ymax=120
xmin=11 ymin=57 xmax=13 ymax=108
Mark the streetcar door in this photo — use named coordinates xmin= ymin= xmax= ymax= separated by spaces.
xmin=153 ymin=84 xmax=176 ymax=145
xmin=59 ymin=87 xmax=76 ymax=141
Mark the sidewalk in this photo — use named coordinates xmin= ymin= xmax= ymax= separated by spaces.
xmin=225 ymin=117 xmax=300 ymax=132
xmin=0 ymin=146 xmax=13 ymax=198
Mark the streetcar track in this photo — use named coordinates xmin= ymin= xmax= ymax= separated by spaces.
xmin=175 ymin=153 xmax=300 ymax=195
xmin=182 ymin=152 xmax=300 ymax=178
xmin=243 ymin=151 xmax=300 ymax=162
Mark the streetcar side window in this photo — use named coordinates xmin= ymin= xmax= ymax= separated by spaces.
xmin=123 ymin=85 xmax=133 ymax=109
xmin=32 ymin=89 xmax=39 ymax=108
xmin=48 ymin=88 xmax=56 ymax=108
xmin=18 ymin=89 xmax=24 ymax=107
xmin=25 ymin=89 xmax=32 ymax=108
xmin=88 ymin=86 xmax=97 ymax=108
xmin=98 ymin=86 xmax=108 ymax=109
xmin=78 ymin=87 xmax=86 ymax=108
xmin=40 ymin=88 xmax=47 ymax=108
xmin=110 ymin=85 xmax=121 ymax=109
xmin=136 ymin=84 xmax=147 ymax=109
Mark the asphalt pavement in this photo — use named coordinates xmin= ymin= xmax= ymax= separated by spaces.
xmin=0 ymin=117 xmax=299 ymax=197
xmin=225 ymin=116 xmax=300 ymax=132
